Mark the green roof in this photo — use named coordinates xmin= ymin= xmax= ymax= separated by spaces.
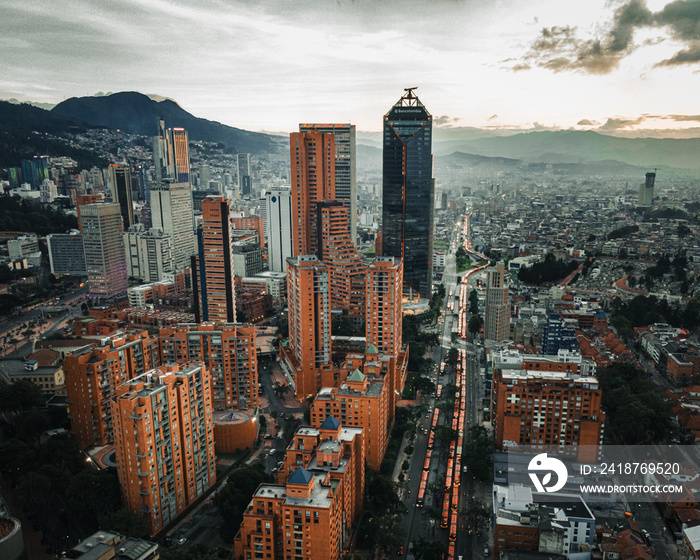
xmin=365 ymin=344 xmax=379 ymax=354
xmin=348 ymin=368 xmax=366 ymax=382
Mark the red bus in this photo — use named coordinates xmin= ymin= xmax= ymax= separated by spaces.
xmin=449 ymin=511 xmax=458 ymax=541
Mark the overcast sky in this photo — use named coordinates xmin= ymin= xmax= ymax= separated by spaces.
xmin=2 ymin=0 xmax=699 ymax=136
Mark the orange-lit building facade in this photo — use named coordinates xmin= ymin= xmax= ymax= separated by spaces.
xmin=491 ymin=350 xmax=604 ymax=462
xmin=281 ymin=255 xmax=332 ymax=399
xmin=63 ymin=331 xmax=160 ymax=448
xmin=365 ymin=256 xmax=403 ymax=358
xmin=309 ymin=345 xmax=408 ymax=471
xmin=233 ymin=418 xmax=364 ymax=560
xmin=290 ymin=132 xmax=335 ymax=257
xmin=170 ymin=128 xmax=190 ymax=183
xmin=111 ymin=363 xmax=215 ymax=535
xmin=158 ymin=322 xmax=258 ymax=412
xmin=317 ymin=202 xmax=365 ymax=320
xmin=194 ymin=196 xmax=236 ymax=323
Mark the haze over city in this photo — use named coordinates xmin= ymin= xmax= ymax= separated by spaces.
xmin=3 ymin=0 xmax=700 ymax=135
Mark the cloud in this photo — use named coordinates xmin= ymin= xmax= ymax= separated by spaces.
xmin=433 ymin=114 xmax=461 ymax=126
xmin=510 ymin=0 xmax=700 ymax=74
xmin=577 ymin=119 xmax=599 ymax=126
xmin=599 ymin=116 xmax=647 ymax=129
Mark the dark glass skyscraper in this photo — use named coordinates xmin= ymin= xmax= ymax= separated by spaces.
xmin=382 ymin=88 xmax=434 ymax=297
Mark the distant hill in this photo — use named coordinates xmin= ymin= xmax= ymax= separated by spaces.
xmin=51 ymin=91 xmax=284 ymax=155
xmin=434 ymin=130 xmax=700 ymax=170
xmin=0 ymin=100 xmax=107 ymax=168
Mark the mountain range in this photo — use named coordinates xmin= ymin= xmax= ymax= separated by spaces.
xmin=51 ymin=92 xmax=283 ymax=154
xmin=2 ymin=91 xmax=700 ymax=172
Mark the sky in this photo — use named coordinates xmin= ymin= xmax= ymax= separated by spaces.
xmin=2 ymin=0 xmax=700 ymax=136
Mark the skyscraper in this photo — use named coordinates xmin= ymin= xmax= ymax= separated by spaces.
xmin=80 ymin=202 xmax=128 ymax=299
xmin=194 ymin=196 xmax=236 ymax=323
xmin=382 ymin=88 xmax=435 ymax=297
xmin=290 ymin=131 xmax=336 ymax=257
xmin=108 ymin=164 xmax=135 ymax=230
xmin=484 ymin=263 xmax=510 ymax=341
xmin=123 ymin=225 xmax=174 ymax=283
xmin=265 ymin=187 xmax=294 ymax=272
xmin=300 ymin=123 xmax=357 ymax=245
xmin=282 ymin=255 xmax=332 ymax=398
xmin=150 ymin=182 xmax=195 ymax=272
xmin=638 ymin=171 xmax=656 ymax=207
xmin=236 ymin=153 xmax=251 ymax=196
xmin=153 ymin=118 xmax=190 ymax=183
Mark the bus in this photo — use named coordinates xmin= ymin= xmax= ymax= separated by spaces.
xmin=436 ymin=384 xmax=443 ymax=399
xmin=441 ymin=493 xmax=450 ymax=528
xmin=449 ymin=511 xmax=459 ymax=541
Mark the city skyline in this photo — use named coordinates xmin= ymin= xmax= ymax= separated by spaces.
xmin=2 ymin=0 xmax=700 ymax=136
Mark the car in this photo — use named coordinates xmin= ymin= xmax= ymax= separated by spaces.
xmin=178 ymin=538 xmax=187 ymax=545
xmin=269 ymin=449 xmax=276 ymax=455
xmin=397 ymin=545 xmax=404 ymax=555
xmin=484 ymin=548 xmax=489 ymax=557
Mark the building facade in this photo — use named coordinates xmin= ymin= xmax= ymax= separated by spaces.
xmin=365 ymin=256 xmax=403 ymax=358
xmin=485 ymin=263 xmax=510 ymax=342
xmin=158 ymin=322 xmax=258 ymax=412
xmin=282 ymin=255 xmax=332 ymax=399
xmin=194 ymin=195 xmax=236 ymax=323
xmin=47 ymin=232 xmax=87 ymax=276
xmin=80 ymin=202 xmax=128 ymax=299
xmin=112 ymin=363 xmax=215 ymax=535
xmin=108 ymin=164 xmax=135 ymax=230
xmin=63 ymin=331 xmax=160 ymax=448
xmin=266 ymin=187 xmax=294 ymax=273
xmin=124 ymin=225 xmax=174 ymax=283
xmin=381 ymin=88 xmax=434 ymax=297
xmin=290 ymin=132 xmax=336 ymax=258
xmin=150 ymin=182 xmax=195 ymax=273
xmin=299 ymin=123 xmax=356 ymax=245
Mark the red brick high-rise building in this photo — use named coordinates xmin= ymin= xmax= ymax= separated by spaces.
xmin=194 ymin=196 xmax=236 ymax=323
xmin=317 ymin=202 xmax=365 ymax=321
xmin=366 ymin=256 xmax=403 ymax=358
xmin=491 ymin=349 xmax=604 ymax=462
xmin=280 ymin=255 xmax=332 ymax=399
xmin=233 ymin=417 xmax=364 ymax=560
xmin=111 ymin=362 xmax=215 ymax=535
xmin=290 ymin=131 xmax=335 ymax=257
xmin=158 ymin=322 xmax=258 ymax=412
xmin=64 ymin=331 xmax=160 ymax=448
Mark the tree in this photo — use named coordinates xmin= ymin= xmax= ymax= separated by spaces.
xmin=465 ymin=426 xmax=494 ymax=481
xmin=0 ymin=380 xmax=45 ymax=413
xmin=412 ymin=537 xmax=446 ymax=560
xmin=214 ymin=464 xmax=274 ymax=542
xmin=66 ymin=469 xmax=122 ymax=530
xmin=468 ymin=315 xmax=481 ymax=335
xmin=104 ymin=508 xmax=149 ymax=538
xmin=460 ymin=497 xmax=491 ymax=535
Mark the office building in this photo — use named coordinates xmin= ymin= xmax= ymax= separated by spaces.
xmin=124 ymin=225 xmax=174 ymax=283
xmin=290 ymin=131 xmax=336 ymax=257
xmin=75 ymin=194 xmax=104 ymax=233
xmin=266 ymin=187 xmax=294 ymax=272
xmin=63 ymin=331 xmax=160 ymax=448
xmin=490 ymin=349 xmax=603 ymax=462
xmin=21 ymin=156 xmax=49 ymax=190
xmin=80 ymin=203 xmax=128 ymax=299
xmin=485 ymin=263 xmax=510 ymax=342
xmin=236 ymin=153 xmax=251 ymax=196
xmin=150 ymin=182 xmax=195 ymax=272
xmin=382 ymin=88 xmax=434 ymax=297
xmin=108 ymin=164 xmax=135 ymax=230
xmin=365 ymin=256 xmax=403 ymax=358
xmin=153 ymin=118 xmax=190 ymax=183
xmin=542 ymin=313 xmax=578 ymax=355
xmin=317 ymin=202 xmax=365 ymax=320
xmin=638 ymin=171 xmax=655 ymax=207
xmin=232 ymin=243 xmax=264 ymax=278
xmin=112 ymin=363 xmax=215 ymax=535
xmin=63 ymin=531 xmax=158 ymax=560
xmin=158 ymin=322 xmax=258 ymax=411
xmin=193 ymin=195 xmax=236 ymax=323
xmin=234 ymin=418 xmax=364 ymax=560
xmin=7 ymin=235 xmax=40 ymax=260
xmin=47 ymin=232 xmax=87 ymax=276
xmin=281 ymin=255 xmax=332 ymax=399
xmin=300 ymin=123 xmax=356 ymax=245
